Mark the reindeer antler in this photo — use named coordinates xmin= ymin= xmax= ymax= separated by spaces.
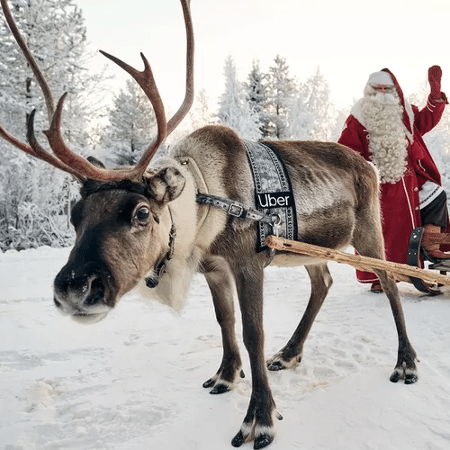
xmin=99 ymin=0 xmax=194 ymax=180
xmin=0 ymin=0 xmax=194 ymax=183
xmin=98 ymin=51 xmax=168 ymax=181
xmin=167 ymin=0 xmax=195 ymax=136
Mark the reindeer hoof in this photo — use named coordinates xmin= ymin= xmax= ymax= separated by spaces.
xmin=231 ymin=431 xmax=245 ymax=447
xmin=390 ymin=366 xmax=418 ymax=384
xmin=232 ymin=412 xmax=277 ymax=449
xmin=210 ymin=384 xmax=230 ymax=394
xmin=404 ymin=371 xmax=418 ymax=384
xmin=267 ymin=360 xmax=286 ymax=371
xmin=202 ymin=378 xmax=215 ymax=388
xmin=202 ymin=378 xmax=231 ymax=393
xmin=405 ymin=375 xmax=418 ymax=384
xmin=254 ymin=434 xmax=274 ymax=449
xmin=231 ymin=431 xmax=275 ymax=449
xmin=267 ymin=352 xmax=301 ymax=371
xmin=203 ymin=374 xmax=239 ymax=394
xmin=203 ymin=368 xmax=244 ymax=392
xmin=389 ymin=371 xmax=400 ymax=383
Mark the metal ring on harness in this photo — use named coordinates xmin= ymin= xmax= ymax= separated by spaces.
xmin=272 ymin=214 xmax=282 ymax=237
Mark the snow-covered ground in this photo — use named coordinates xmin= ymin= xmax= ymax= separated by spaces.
xmin=1 ymin=246 xmax=450 ymax=450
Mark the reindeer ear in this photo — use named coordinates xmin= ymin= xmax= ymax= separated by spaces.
xmin=145 ymin=167 xmax=186 ymax=205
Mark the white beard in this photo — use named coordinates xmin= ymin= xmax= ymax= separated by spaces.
xmin=361 ymin=91 xmax=408 ymax=184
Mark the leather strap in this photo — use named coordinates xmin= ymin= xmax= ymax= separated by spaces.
xmin=196 ymin=193 xmax=279 ymax=226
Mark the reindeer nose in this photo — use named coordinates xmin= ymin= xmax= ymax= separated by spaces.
xmin=53 ymin=264 xmax=111 ymax=314
xmin=83 ymin=274 xmax=105 ymax=305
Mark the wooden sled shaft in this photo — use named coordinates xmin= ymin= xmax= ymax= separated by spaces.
xmin=266 ymin=235 xmax=450 ymax=287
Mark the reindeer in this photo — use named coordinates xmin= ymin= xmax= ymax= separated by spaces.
xmin=0 ymin=0 xmax=418 ymax=448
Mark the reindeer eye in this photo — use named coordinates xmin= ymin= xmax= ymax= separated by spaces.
xmin=136 ymin=206 xmax=150 ymax=221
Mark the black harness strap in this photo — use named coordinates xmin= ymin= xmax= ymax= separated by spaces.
xmin=196 ymin=193 xmax=279 ymax=226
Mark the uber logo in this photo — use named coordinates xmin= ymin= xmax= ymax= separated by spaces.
xmin=257 ymin=192 xmax=293 ymax=209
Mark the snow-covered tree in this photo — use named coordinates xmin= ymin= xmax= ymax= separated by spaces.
xmin=286 ymin=95 xmax=314 ymax=140
xmin=0 ymin=0 xmax=96 ymax=251
xmin=265 ymin=55 xmax=297 ymax=139
xmin=0 ymin=0 xmax=93 ymax=144
xmin=217 ymin=56 xmax=261 ymax=140
xmin=188 ymin=88 xmax=214 ymax=131
xmin=99 ymin=79 xmax=158 ymax=166
xmin=295 ymin=67 xmax=335 ymax=141
xmin=332 ymin=105 xmax=351 ymax=142
xmin=244 ymin=59 xmax=267 ymax=136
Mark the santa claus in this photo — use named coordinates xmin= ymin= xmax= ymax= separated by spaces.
xmin=338 ymin=66 xmax=449 ymax=292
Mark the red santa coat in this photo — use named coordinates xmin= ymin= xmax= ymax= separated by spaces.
xmin=338 ymin=76 xmax=447 ymax=282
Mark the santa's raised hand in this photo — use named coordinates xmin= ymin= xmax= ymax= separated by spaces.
xmin=428 ymin=65 xmax=444 ymax=101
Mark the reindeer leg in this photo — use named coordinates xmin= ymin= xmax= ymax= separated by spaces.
xmin=353 ymin=218 xmax=418 ymax=384
xmin=201 ymin=256 xmax=244 ymax=394
xmin=267 ymin=263 xmax=333 ymax=371
xmin=231 ymin=264 xmax=280 ymax=449
xmin=372 ymin=269 xmax=418 ymax=384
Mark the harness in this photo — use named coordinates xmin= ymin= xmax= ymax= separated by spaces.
xmin=180 ymin=153 xmax=288 ymax=237
xmin=147 ymin=141 xmax=297 ymax=287
xmin=189 ymin=140 xmax=297 ymax=250
xmin=243 ymin=140 xmax=297 ymax=252
xmin=195 ymin=193 xmax=281 ymax=229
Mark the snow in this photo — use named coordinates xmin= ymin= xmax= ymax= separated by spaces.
xmin=1 ymin=247 xmax=450 ymax=450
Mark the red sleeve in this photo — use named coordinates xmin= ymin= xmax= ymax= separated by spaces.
xmin=337 ymin=115 xmax=369 ymax=160
xmin=414 ymin=95 xmax=446 ymax=136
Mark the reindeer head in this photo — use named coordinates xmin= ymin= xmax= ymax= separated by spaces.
xmin=0 ymin=0 xmax=194 ymax=322
xmin=54 ymin=166 xmax=186 ymax=323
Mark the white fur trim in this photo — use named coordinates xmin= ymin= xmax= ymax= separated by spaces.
xmin=367 ymin=71 xmax=394 ymax=86
xmin=402 ymin=177 xmax=417 ymax=229
xmin=350 ymin=98 xmax=368 ymax=125
xmin=403 ymin=100 xmax=414 ymax=143
xmin=419 ymin=181 xmax=443 ymax=208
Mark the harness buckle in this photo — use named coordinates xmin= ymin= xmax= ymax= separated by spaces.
xmin=229 ymin=203 xmax=244 ymax=217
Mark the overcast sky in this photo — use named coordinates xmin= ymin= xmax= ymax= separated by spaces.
xmin=74 ymin=0 xmax=450 ymax=112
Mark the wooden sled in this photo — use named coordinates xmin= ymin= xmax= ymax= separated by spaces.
xmin=407 ymin=227 xmax=450 ymax=294
xmin=266 ymin=234 xmax=450 ymax=295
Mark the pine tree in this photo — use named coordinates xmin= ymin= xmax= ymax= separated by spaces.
xmin=99 ymin=79 xmax=157 ymax=166
xmin=245 ymin=60 xmax=267 ymax=136
xmin=217 ymin=56 xmax=261 ymax=140
xmin=265 ymin=55 xmax=297 ymax=139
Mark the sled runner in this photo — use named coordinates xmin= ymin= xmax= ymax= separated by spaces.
xmin=406 ymin=226 xmax=450 ymax=294
xmin=266 ymin=235 xmax=450 ymax=294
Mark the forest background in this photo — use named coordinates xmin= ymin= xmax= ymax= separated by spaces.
xmin=2 ymin=0 xmax=450 ymax=252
